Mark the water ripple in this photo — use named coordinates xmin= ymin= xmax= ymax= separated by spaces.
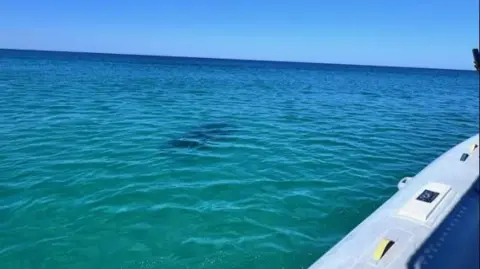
xmin=0 ymin=50 xmax=478 ymax=269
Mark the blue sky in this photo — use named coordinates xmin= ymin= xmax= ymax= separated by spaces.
xmin=0 ymin=0 xmax=478 ymax=69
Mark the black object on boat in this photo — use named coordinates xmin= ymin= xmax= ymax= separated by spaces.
xmin=473 ymin=48 xmax=480 ymax=71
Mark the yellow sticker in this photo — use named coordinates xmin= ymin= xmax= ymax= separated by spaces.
xmin=470 ymin=144 xmax=478 ymax=153
xmin=373 ymin=238 xmax=394 ymax=261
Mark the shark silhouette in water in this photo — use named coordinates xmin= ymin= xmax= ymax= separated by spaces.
xmin=167 ymin=123 xmax=236 ymax=149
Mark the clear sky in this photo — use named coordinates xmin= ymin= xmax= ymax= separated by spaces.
xmin=0 ymin=0 xmax=478 ymax=69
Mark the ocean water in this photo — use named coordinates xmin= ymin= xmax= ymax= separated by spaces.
xmin=0 ymin=49 xmax=478 ymax=269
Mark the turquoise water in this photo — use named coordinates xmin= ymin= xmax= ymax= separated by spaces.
xmin=0 ymin=49 xmax=478 ymax=269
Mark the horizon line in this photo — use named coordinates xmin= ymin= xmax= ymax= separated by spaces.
xmin=0 ymin=47 xmax=475 ymax=72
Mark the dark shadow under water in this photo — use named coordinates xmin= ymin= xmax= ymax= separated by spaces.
xmin=166 ymin=122 xmax=236 ymax=150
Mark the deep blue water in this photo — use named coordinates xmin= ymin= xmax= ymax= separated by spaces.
xmin=0 ymin=49 xmax=478 ymax=268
